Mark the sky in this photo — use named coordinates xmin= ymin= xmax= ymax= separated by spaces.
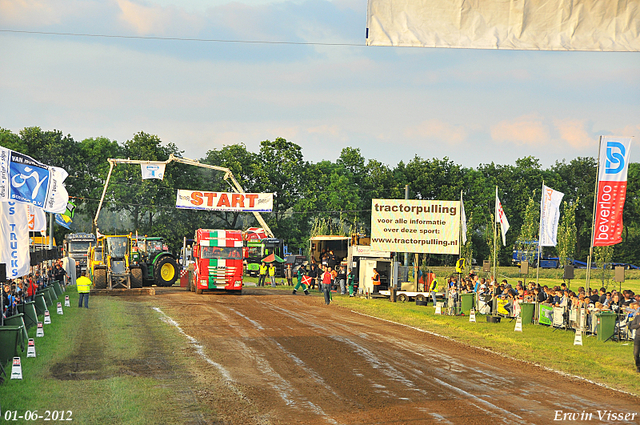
xmin=0 ymin=0 xmax=639 ymax=168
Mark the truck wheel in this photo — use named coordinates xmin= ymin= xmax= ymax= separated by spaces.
xmin=130 ymin=266 xmax=143 ymax=288
xmin=398 ymin=293 xmax=408 ymax=303
xmin=94 ymin=267 xmax=107 ymax=289
xmin=141 ymin=263 xmax=152 ymax=287
xmin=196 ymin=287 xmax=203 ymax=294
xmin=154 ymin=256 xmax=179 ymax=287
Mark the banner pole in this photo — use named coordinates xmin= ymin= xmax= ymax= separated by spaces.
xmin=493 ymin=186 xmax=498 ymax=283
xmin=459 ymin=190 xmax=463 ymax=264
xmin=586 ymin=136 xmax=602 ymax=293
xmin=536 ymin=182 xmax=543 ymax=287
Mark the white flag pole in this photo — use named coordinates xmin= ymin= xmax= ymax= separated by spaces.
xmin=586 ymin=137 xmax=603 ymax=293
xmin=493 ymin=186 xmax=498 ymax=282
xmin=536 ymin=183 xmax=543 ymax=287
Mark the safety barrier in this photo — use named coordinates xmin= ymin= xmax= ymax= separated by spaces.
xmin=445 ymin=291 xmax=638 ymax=342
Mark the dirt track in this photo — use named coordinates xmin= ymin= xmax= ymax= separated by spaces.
xmin=143 ymin=287 xmax=639 ymax=424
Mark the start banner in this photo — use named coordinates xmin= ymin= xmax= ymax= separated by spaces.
xmin=593 ymin=136 xmax=632 ymax=246
xmin=370 ymin=199 xmax=460 ymax=254
xmin=176 ymin=190 xmax=273 ymax=212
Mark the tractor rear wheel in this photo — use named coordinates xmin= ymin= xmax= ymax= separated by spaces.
xmin=141 ymin=263 xmax=152 ymax=287
xmin=94 ymin=267 xmax=107 ymax=289
xmin=154 ymin=256 xmax=179 ymax=287
xmin=130 ymin=266 xmax=143 ymax=288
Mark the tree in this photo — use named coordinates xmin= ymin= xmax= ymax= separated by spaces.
xmin=594 ymin=245 xmax=614 ymax=287
xmin=202 ymin=143 xmax=262 ymax=229
xmin=516 ymin=198 xmax=539 ymax=266
xmin=103 ymin=132 xmax=183 ymax=233
xmin=557 ymin=199 xmax=579 ymax=269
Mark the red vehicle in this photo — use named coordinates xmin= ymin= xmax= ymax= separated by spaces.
xmin=190 ymin=229 xmax=243 ymax=294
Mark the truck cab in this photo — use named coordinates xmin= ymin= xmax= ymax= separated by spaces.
xmin=191 ymin=229 xmax=243 ymax=294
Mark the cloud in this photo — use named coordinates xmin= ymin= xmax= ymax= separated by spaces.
xmin=491 ymin=114 xmax=549 ymax=145
xmin=553 ymin=118 xmax=594 ymax=150
xmin=404 ymin=119 xmax=467 ymax=144
xmin=0 ymin=0 xmax=68 ymax=26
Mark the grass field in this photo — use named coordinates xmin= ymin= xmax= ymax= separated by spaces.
xmin=0 ymin=289 xmax=207 ymax=424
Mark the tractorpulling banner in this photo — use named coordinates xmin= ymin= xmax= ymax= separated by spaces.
xmin=370 ymin=199 xmax=460 ymax=255
xmin=175 ymin=189 xmax=273 ymax=212
xmin=593 ymin=136 xmax=632 ymax=246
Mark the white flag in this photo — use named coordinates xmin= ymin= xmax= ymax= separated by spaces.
xmin=0 ymin=147 xmax=69 ymax=213
xmin=539 ymin=185 xmax=564 ymax=247
xmin=495 ymin=193 xmax=510 ymax=246
xmin=28 ymin=205 xmax=47 ymax=232
xmin=141 ymin=162 xmax=166 ymax=180
xmin=460 ymin=193 xmax=467 ymax=244
xmin=0 ymin=202 xmax=31 ymax=278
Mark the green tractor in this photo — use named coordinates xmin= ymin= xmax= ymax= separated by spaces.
xmin=132 ymin=236 xmax=180 ymax=287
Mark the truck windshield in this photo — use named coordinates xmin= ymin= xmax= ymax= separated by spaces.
xmin=201 ymin=246 xmax=242 ymax=260
xmin=107 ymin=237 xmax=129 ymax=259
xmin=69 ymin=241 xmax=93 ymax=252
xmin=246 ymin=246 xmax=262 ymax=257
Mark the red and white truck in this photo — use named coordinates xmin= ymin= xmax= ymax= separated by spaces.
xmin=190 ymin=229 xmax=243 ymax=294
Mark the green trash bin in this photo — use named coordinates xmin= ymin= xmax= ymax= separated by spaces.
xmin=597 ymin=311 xmax=618 ymax=342
xmin=53 ymin=281 xmax=63 ymax=298
xmin=4 ymin=313 xmax=29 ymax=345
xmin=47 ymin=286 xmax=58 ymax=302
xmin=460 ymin=293 xmax=475 ymax=315
xmin=520 ymin=303 xmax=535 ymax=325
xmin=18 ymin=302 xmax=38 ymax=329
xmin=0 ymin=326 xmax=24 ymax=368
xmin=35 ymin=293 xmax=48 ymax=316
xmin=42 ymin=288 xmax=53 ymax=307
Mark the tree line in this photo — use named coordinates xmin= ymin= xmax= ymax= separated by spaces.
xmin=2 ymin=127 xmax=639 ymax=267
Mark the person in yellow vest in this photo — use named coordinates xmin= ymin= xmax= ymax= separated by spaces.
xmin=258 ymin=262 xmax=268 ymax=287
xmin=269 ymin=263 xmax=276 ymax=288
xmin=429 ymin=277 xmax=438 ymax=307
xmin=76 ymin=270 xmax=92 ymax=309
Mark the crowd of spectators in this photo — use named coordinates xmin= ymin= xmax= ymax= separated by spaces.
xmin=1 ymin=261 xmax=68 ymax=320
xmin=446 ymin=273 xmax=640 ymax=320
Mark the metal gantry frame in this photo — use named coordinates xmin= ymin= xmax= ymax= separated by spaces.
xmin=93 ymin=154 xmax=274 ymax=238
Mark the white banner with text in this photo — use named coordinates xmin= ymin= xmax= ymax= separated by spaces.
xmin=176 ymin=190 xmax=273 ymax=212
xmin=370 ymin=199 xmax=460 ymax=254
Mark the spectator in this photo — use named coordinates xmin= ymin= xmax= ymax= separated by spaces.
xmin=336 ymin=265 xmax=347 ymax=295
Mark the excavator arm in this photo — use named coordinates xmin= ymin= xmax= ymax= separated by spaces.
xmin=93 ymin=154 xmax=274 ymax=238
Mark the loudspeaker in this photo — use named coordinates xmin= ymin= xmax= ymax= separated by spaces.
xmin=614 ymin=266 xmax=625 ymax=283
xmin=0 ymin=263 xmax=5 ymax=282
xmin=483 ymin=260 xmax=491 ymax=272
xmin=563 ymin=265 xmax=574 ymax=280
xmin=520 ymin=261 xmax=529 ymax=274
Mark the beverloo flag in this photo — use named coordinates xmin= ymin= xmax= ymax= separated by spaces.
xmin=594 ymin=136 xmax=632 ymax=246
xmin=0 ymin=202 xmax=30 ymax=278
xmin=27 ymin=205 xmax=47 ymax=232
xmin=0 ymin=147 xmax=69 ymax=213
xmin=539 ymin=185 xmax=564 ymax=247
xmin=141 ymin=162 xmax=166 ymax=180
xmin=495 ymin=193 xmax=510 ymax=246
